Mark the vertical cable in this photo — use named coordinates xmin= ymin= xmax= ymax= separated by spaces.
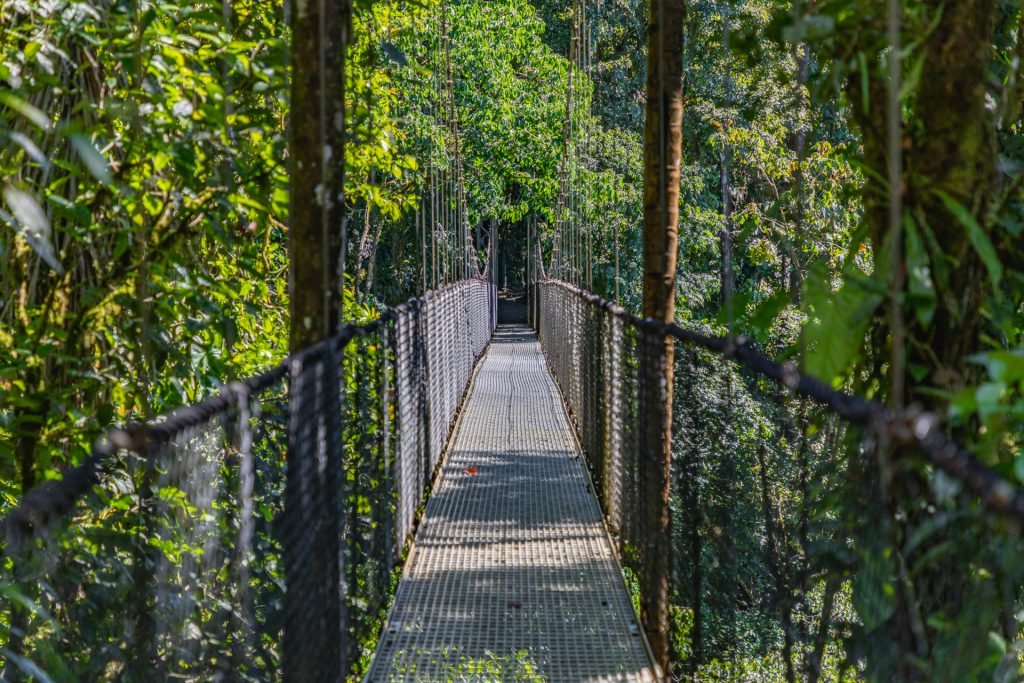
xmin=887 ymin=0 xmax=904 ymax=408
xmin=720 ymin=0 xmax=734 ymax=327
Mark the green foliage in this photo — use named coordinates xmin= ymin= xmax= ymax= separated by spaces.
xmin=3 ymin=0 xmax=1024 ymax=679
xmin=802 ymin=262 xmax=882 ymax=385
xmin=649 ymin=0 xmax=1024 ymax=679
xmin=390 ymin=648 xmax=546 ymax=681
xmin=934 ymin=190 xmax=1003 ymax=296
xmin=0 ymin=0 xmax=291 ymax=501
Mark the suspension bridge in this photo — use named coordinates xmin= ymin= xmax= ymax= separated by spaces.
xmin=3 ymin=0 xmax=1022 ymax=679
xmin=3 ymin=272 xmax=1022 ymax=682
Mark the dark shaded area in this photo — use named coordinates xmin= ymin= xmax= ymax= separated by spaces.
xmin=498 ymin=290 xmax=528 ymax=324
xmin=492 ymin=325 xmax=534 ymax=344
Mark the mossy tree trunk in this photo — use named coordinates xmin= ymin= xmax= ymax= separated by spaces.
xmin=846 ymin=2 xmax=1016 ymax=678
xmin=284 ymin=0 xmax=349 ymax=679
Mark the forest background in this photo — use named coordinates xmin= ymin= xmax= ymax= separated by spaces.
xmin=1 ymin=0 xmax=1024 ymax=679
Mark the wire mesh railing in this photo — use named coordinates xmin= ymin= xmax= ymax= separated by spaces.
xmin=1 ymin=277 xmax=496 ymax=682
xmin=535 ymin=278 xmax=1024 ymax=682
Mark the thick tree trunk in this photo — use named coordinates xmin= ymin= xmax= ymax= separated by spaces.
xmin=846 ymin=2 xmax=1002 ymax=678
xmin=852 ymin=1 xmax=998 ymax=403
xmin=872 ymin=33 xmax=995 ymax=372
xmin=640 ymin=0 xmax=684 ymax=673
xmin=284 ymin=0 xmax=349 ymax=679
xmin=288 ymin=0 xmax=348 ymax=351
xmin=905 ymin=1 xmax=996 ymax=398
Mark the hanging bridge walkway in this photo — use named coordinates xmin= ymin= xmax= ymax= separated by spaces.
xmin=367 ymin=324 xmax=652 ymax=681
xmin=3 ymin=278 xmax=1022 ymax=682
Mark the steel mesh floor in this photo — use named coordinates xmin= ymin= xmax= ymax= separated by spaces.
xmin=367 ymin=325 xmax=654 ymax=682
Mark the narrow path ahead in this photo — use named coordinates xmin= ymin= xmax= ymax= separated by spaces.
xmin=367 ymin=325 xmax=654 ymax=682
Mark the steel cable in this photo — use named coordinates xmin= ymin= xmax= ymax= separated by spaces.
xmin=0 ymin=278 xmax=496 ymax=681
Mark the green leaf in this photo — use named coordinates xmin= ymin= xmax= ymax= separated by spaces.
xmin=714 ymin=290 xmax=751 ymax=328
xmin=0 ymin=583 xmax=56 ymax=626
xmin=1013 ymin=455 xmax=1024 ymax=484
xmin=975 ymin=381 xmax=1005 ymax=422
xmin=0 ymin=91 xmax=52 ymax=130
xmin=935 ymin=190 xmax=1002 ymax=293
xmin=70 ymin=135 xmax=113 ymax=185
xmin=949 ymin=387 xmax=977 ymax=421
xmin=904 ymin=214 xmax=935 ymax=328
xmin=972 ymin=350 xmax=1024 ymax=385
xmin=46 ymin=194 xmax=90 ymax=226
xmin=8 ymin=131 xmax=48 ymax=167
xmin=747 ymin=291 xmax=790 ymax=337
xmin=907 ymin=363 xmax=930 ymax=382
xmin=802 ymin=263 xmax=883 ymax=384
xmin=857 ymin=51 xmax=870 ymax=114
xmin=0 ymin=650 xmax=55 ymax=683
xmin=853 ymin=547 xmax=897 ymax=631
xmin=2 ymin=185 xmax=63 ymax=273
xmin=97 ymin=403 xmax=115 ymax=426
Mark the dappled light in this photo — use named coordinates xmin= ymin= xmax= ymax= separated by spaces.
xmin=2 ymin=0 xmax=1024 ymax=680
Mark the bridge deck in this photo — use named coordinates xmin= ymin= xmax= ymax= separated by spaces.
xmin=367 ymin=325 xmax=654 ymax=682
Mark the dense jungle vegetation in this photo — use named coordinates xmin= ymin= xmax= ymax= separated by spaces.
xmin=1 ymin=0 xmax=1024 ymax=679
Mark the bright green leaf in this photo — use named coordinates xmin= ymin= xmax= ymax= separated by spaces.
xmin=935 ymin=189 xmax=1002 ymax=293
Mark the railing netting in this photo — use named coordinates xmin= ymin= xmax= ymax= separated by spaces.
xmin=1 ymin=278 xmax=496 ymax=682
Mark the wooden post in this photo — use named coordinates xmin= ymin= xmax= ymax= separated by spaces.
xmin=284 ymin=0 xmax=349 ymax=679
xmin=289 ymin=0 xmax=348 ymax=350
xmin=640 ymin=0 xmax=684 ymax=672
xmin=492 ymin=219 xmax=499 ymax=288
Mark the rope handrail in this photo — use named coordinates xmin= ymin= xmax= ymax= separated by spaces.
xmin=1 ymin=277 xmax=497 ymax=681
xmin=0 ymin=276 xmax=496 ymax=550
xmin=539 ymin=277 xmax=1024 ymax=523
xmin=534 ymin=277 xmax=1024 ymax=678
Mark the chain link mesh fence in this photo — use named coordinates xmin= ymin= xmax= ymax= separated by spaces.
xmin=535 ymin=278 xmax=1024 ymax=682
xmin=1 ymin=278 xmax=495 ymax=682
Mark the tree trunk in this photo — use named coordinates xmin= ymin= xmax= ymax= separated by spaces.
xmin=852 ymin=0 xmax=998 ymax=404
xmin=640 ymin=0 xmax=684 ymax=672
xmin=288 ymin=0 xmax=348 ymax=352
xmin=5 ymin=397 xmax=43 ymax=672
xmin=355 ymin=203 xmax=375 ymax=299
xmin=845 ymin=2 xmax=1003 ymax=678
xmin=789 ymin=41 xmax=808 ymax=300
xmin=756 ymin=442 xmax=796 ymax=683
xmin=719 ymin=0 xmax=734 ymax=314
xmin=284 ymin=0 xmax=349 ymax=679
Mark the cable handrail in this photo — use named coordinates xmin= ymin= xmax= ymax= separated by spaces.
xmin=537 ymin=277 xmax=1024 ymax=523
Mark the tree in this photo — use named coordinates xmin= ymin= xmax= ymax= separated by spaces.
xmin=283 ymin=0 xmax=349 ymax=679
xmin=797 ymin=0 xmax=1024 ymax=677
xmin=639 ymin=0 xmax=685 ymax=671
xmin=288 ymin=0 xmax=348 ymax=350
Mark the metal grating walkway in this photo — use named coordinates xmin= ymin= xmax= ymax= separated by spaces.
xmin=367 ymin=325 xmax=654 ymax=682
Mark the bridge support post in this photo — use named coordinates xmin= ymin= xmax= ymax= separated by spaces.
xmin=283 ymin=347 xmax=346 ymax=681
xmin=283 ymin=0 xmax=351 ymax=678
xmin=640 ymin=0 xmax=684 ymax=673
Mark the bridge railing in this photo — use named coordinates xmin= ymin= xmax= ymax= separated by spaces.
xmin=0 ymin=277 xmax=496 ymax=682
xmin=535 ymin=278 xmax=1024 ymax=681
